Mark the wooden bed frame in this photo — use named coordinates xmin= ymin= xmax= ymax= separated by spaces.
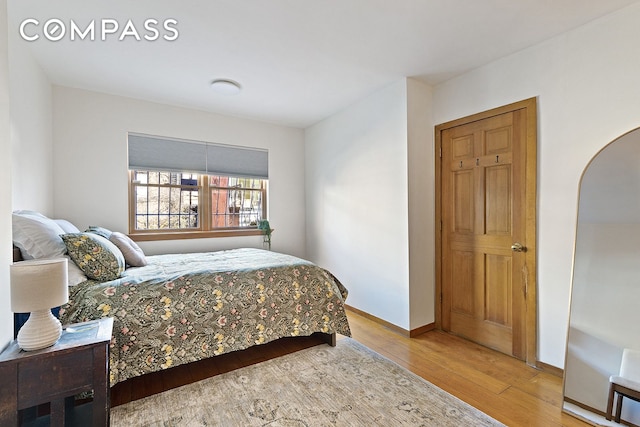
xmin=12 ymin=246 xmax=21 ymax=263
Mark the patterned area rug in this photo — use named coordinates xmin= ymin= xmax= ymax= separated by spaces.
xmin=110 ymin=337 xmax=504 ymax=426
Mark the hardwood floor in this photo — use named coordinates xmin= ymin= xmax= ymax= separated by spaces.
xmin=111 ymin=309 xmax=589 ymax=426
xmin=345 ymin=310 xmax=588 ymax=427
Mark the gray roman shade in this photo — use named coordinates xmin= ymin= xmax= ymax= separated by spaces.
xmin=128 ymin=133 xmax=269 ymax=179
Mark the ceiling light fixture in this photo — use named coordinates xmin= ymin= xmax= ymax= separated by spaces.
xmin=210 ymin=79 xmax=242 ymax=95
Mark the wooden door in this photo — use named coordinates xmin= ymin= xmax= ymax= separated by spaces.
xmin=435 ymin=99 xmax=537 ymax=363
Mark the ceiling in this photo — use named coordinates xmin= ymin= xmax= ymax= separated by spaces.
xmin=8 ymin=0 xmax=640 ymax=128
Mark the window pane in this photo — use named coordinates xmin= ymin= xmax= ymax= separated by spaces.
xmin=210 ymin=175 xmax=263 ymax=190
xmin=147 ymin=215 xmax=159 ymax=229
xmin=136 ymin=215 xmax=148 ymax=230
xmin=134 ymin=170 xmax=148 ymax=184
xmin=133 ymin=171 xmax=201 ymax=230
xmin=148 ymin=187 xmax=159 ymax=214
xmin=148 ymin=171 xmax=159 ymax=184
xmin=210 ymin=186 xmax=263 ymax=228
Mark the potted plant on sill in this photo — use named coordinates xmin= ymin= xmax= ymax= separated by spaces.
xmin=258 ymin=219 xmax=271 ymax=250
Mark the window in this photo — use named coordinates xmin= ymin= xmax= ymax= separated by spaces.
xmin=209 ymin=175 xmax=265 ymax=228
xmin=128 ymin=134 xmax=268 ymax=240
xmin=131 ymin=171 xmax=201 ymax=231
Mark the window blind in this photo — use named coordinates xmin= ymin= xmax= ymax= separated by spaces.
xmin=128 ymin=133 xmax=269 ymax=179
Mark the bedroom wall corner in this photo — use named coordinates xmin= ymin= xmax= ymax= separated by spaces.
xmin=406 ymin=78 xmax=435 ymax=330
xmin=304 ymin=79 xmax=411 ymax=330
xmin=0 ymin=0 xmax=14 ymax=349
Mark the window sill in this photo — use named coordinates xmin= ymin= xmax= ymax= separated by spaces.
xmin=129 ymin=229 xmax=270 ymax=242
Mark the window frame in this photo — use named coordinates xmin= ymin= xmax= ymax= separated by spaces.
xmin=128 ymin=170 xmax=267 ymax=241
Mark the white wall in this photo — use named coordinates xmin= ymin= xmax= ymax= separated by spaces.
xmin=2 ymin=3 xmax=55 ymax=349
xmin=433 ymin=2 xmax=640 ymax=367
xmin=407 ymin=78 xmax=435 ymax=329
xmin=305 ymin=79 xmax=412 ymax=329
xmin=52 ymin=87 xmax=306 ymax=257
xmin=3 ymin=0 xmax=54 ymax=348
xmin=7 ymin=2 xmax=53 ymax=214
xmin=0 ymin=0 xmax=13 ymax=350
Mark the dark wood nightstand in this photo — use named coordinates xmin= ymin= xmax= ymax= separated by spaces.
xmin=0 ymin=317 xmax=113 ymax=426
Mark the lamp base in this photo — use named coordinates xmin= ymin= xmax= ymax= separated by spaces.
xmin=17 ymin=309 xmax=63 ymax=351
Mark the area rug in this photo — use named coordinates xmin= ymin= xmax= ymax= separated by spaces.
xmin=110 ymin=337 xmax=504 ymax=426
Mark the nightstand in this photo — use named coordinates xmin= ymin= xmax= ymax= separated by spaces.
xmin=0 ymin=317 xmax=113 ymax=426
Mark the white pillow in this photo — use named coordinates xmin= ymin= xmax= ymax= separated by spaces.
xmin=54 ymin=219 xmax=81 ymax=234
xmin=64 ymin=255 xmax=88 ymax=286
xmin=13 ymin=210 xmax=49 ymax=219
xmin=12 ymin=213 xmax=67 ymax=260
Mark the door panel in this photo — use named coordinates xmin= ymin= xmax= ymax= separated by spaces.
xmin=485 ymin=253 xmax=512 ymax=326
xmin=485 ymin=165 xmax=511 ymax=234
xmin=451 ymin=250 xmax=474 ymax=314
xmin=454 ymin=170 xmax=474 ymax=232
xmin=438 ymin=103 xmax=534 ymax=360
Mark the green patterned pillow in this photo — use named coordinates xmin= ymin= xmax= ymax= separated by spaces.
xmin=61 ymin=233 xmax=125 ymax=281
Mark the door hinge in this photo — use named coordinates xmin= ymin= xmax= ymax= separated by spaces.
xmin=439 ymin=146 xmax=442 ymax=158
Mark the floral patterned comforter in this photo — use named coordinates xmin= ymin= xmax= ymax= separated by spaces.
xmin=60 ymin=248 xmax=351 ymax=385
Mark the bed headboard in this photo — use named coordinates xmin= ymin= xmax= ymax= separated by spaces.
xmin=13 ymin=246 xmax=22 ymax=263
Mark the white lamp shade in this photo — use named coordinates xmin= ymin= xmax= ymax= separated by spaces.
xmin=11 ymin=258 xmax=69 ymax=312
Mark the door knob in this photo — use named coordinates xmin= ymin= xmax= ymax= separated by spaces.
xmin=511 ymin=242 xmax=526 ymax=252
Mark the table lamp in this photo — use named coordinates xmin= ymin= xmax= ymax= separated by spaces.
xmin=10 ymin=258 xmax=68 ymax=351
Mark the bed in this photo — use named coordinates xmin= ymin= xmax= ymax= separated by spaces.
xmin=11 ymin=211 xmax=351 ymax=386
